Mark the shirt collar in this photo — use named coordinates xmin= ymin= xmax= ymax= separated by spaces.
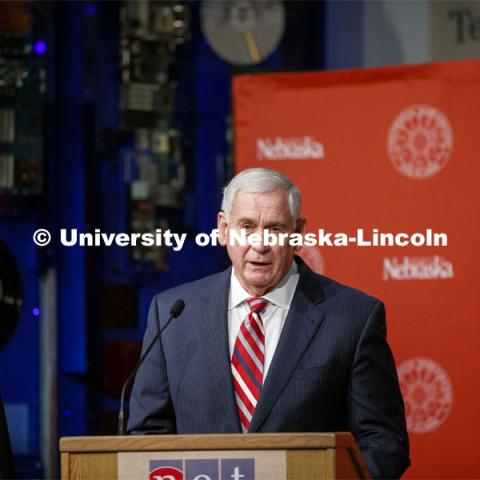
xmin=228 ymin=261 xmax=299 ymax=311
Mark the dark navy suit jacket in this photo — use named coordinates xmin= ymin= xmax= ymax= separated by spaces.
xmin=128 ymin=258 xmax=410 ymax=478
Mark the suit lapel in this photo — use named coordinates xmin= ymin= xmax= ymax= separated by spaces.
xmin=249 ymin=259 xmax=326 ymax=432
xmin=198 ymin=268 xmax=241 ymax=432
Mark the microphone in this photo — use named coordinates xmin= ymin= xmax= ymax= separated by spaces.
xmin=118 ymin=298 xmax=185 ymax=435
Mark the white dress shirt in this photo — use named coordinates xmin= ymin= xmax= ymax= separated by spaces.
xmin=228 ymin=262 xmax=300 ymax=381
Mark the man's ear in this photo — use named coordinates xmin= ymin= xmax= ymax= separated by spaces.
xmin=296 ymin=217 xmax=307 ymax=234
xmin=217 ymin=211 xmax=228 ymax=247
xmin=294 ymin=217 xmax=307 ymax=252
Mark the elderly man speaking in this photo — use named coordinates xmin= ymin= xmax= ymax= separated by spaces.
xmin=128 ymin=168 xmax=410 ymax=479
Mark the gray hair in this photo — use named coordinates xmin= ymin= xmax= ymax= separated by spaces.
xmin=221 ymin=168 xmax=302 ymax=222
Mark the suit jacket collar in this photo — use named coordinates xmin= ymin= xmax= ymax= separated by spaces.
xmin=292 ymin=256 xmax=326 ymax=305
xmin=198 ymin=257 xmax=326 ymax=433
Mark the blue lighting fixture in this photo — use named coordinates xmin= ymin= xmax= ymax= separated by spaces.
xmin=33 ymin=40 xmax=47 ymax=55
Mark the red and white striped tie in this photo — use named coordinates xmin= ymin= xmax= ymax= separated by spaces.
xmin=231 ymin=297 xmax=268 ymax=432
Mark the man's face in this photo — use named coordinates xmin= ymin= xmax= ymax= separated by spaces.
xmin=217 ymin=188 xmax=303 ymax=296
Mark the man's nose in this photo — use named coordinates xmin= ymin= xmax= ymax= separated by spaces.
xmin=251 ymin=228 xmax=271 ymax=253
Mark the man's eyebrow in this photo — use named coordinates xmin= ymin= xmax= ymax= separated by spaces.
xmin=236 ymin=217 xmax=256 ymax=224
xmin=234 ymin=218 xmax=291 ymax=228
xmin=264 ymin=221 xmax=289 ymax=228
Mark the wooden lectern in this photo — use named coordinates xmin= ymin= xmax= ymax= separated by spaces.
xmin=60 ymin=432 xmax=370 ymax=480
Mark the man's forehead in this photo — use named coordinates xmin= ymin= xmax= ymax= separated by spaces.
xmin=230 ymin=189 xmax=293 ymax=221
xmin=232 ymin=187 xmax=289 ymax=204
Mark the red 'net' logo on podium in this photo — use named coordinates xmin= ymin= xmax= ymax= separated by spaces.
xmin=398 ymin=357 xmax=453 ymax=434
xmin=387 ymin=105 xmax=453 ymax=179
xmin=149 ymin=458 xmax=255 ymax=480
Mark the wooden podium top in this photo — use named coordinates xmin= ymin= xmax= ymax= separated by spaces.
xmin=60 ymin=432 xmax=356 ymax=453
xmin=60 ymin=433 xmax=371 ymax=479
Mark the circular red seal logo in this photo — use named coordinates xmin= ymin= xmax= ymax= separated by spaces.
xmin=387 ymin=105 xmax=453 ymax=179
xmin=398 ymin=357 xmax=453 ymax=434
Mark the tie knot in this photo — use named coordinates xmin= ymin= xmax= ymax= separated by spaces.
xmin=247 ymin=297 xmax=268 ymax=315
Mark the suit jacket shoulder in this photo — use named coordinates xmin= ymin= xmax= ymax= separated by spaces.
xmin=296 ymin=257 xmax=382 ymax=328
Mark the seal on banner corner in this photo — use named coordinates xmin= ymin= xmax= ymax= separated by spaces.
xmin=387 ymin=105 xmax=453 ymax=179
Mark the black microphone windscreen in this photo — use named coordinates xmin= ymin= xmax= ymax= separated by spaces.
xmin=170 ymin=299 xmax=185 ymax=318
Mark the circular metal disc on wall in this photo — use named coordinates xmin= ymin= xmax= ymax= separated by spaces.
xmin=0 ymin=240 xmax=23 ymax=351
xmin=201 ymin=0 xmax=285 ymax=66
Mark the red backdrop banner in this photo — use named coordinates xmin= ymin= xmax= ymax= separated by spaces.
xmin=232 ymin=59 xmax=480 ymax=479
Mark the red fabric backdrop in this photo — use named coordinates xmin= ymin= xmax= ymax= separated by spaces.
xmin=232 ymin=59 xmax=480 ymax=478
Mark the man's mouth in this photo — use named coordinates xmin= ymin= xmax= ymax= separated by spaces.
xmin=248 ymin=261 xmax=271 ymax=267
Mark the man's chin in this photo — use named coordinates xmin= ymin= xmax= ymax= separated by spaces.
xmin=243 ymin=274 xmax=275 ymax=295
xmin=246 ymin=265 xmax=273 ymax=281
